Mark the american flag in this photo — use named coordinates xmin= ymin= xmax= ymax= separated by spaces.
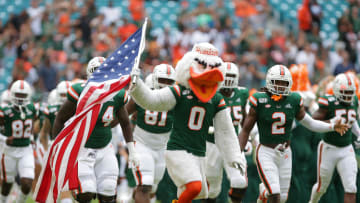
xmin=34 ymin=20 xmax=147 ymax=203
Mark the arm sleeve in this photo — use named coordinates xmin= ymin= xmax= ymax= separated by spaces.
xmin=0 ymin=133 xmax=6 ymax=142
xmin=351 ymin=121 xmax=360 ymax=137
xmin=214 ymin=108 xmax=242 ymax=164
xmin=130 ymin=79 xmax=177 ymax=112
xmin=298 ymin=113 xmax=334 ymax=133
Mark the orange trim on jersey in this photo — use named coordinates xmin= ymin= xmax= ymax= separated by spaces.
xmin=124 ymin=91 xmax=129 ymax=104
xmin=68 ymin=86 xmax=79 ymax=101
xmin=318 ymin=98 xmax=328 ymax=106
xmin=256 ymin=145 xmax=273 ymax=194
xmin=173 ymin=85 xmax=181 ymax=97
xmin=316 ymin=143 xmax=324 ymax=192
xmin=218 ymin=99 xmax=226 ymax=107
xmin=249 ymin=96 xmax=257 ymax=107
xmin=0 ymin=110 xmax=4 ymax=117
xmin=135 ymin=166 xmax=143 ymax=185
xmin=1 ymin=154 xmax=6 ymax=182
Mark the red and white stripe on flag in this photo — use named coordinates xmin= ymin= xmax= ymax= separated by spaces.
xmin=34 ymin=76 xmax=131 ymax=202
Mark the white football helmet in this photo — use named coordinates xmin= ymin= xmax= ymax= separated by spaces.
xmin=56 ymin=81 xmax=72 ymax=104
xmin=9 ymin=80 xmax=32 ymax=107
xmin=86 ymin=56 xmax=106 ymax=78
xmin=1 ymin=90 xmax=11 ymax=106
xmin=221 ymin=62 xmax=239 ymax=89
xmin=333 ymin=73 xmax=356 ymax=103
xmin=152 ymin=64 xmax=175 ymax=89
xmin=144 ymin=73 xmax=154 ymax=88
xmin=48 ymin=89 xmax=58 ymax=105
xmin=266 ymin=65 xmax=293 ymax=96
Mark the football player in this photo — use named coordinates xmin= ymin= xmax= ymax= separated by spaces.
xmin=309 ymin=73 xmax=359 ymax=203
xmin=126 ymin=64 xmax=175 ymax=203
xmin=204 ymin=62 xmax=248 ymax=203
xmin=238 ymin=65 xmax=348 ymax=203
xmin=0 ymin=80 xmax=38 ymax=203
xmin=52 ymin=56 xmax=139 ymax=203
xmin=40 ymin=81 xmax=72 ymax=150
xmin=130 ymin=43 xmax=245 ymax=203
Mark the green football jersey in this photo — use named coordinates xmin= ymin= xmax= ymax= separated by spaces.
xmin=43 ymin=104 xmax=61 ymax=140
xmin=318 ymin=95 xmax=358 ymax=147
xmin=67 ymin=83 xmax=128 ymax=148
xmin=135 ymin=103 xmax=174 ymax=133
xmin=207 ymin=87 xmax=249 ymax=143
xmin=249 ymin=92 xmax=303 ymax=144
xmin=0 ymin=103 xmax=38 ymax=146
xmin=167 ymin=84 xmax=227 ymax=156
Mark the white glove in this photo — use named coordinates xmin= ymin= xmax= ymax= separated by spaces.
xmin=130 ymin=66 xmax=141 ymax=89
xmin=127 ymin=142 xmax=140 ymax=168
xmin=354 ymin=137 xmax=360 ymax=149
xmin=244 ymin=141 xmax=253 ymax=156
xmin=231 ymin=152 xmax=247 ymax=176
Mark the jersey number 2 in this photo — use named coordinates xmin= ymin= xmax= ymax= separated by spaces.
xmin=272 ymin=112 xmax=286 ymax=135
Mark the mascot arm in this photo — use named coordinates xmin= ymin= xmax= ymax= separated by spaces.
xmin=130 ymin=79 xmax=176 ymax=112
xmin=214 ymin=109 xmax=245 ymax=166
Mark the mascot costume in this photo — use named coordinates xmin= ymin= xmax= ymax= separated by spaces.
xmin=129 ymin=42 xmax=245 ymax=203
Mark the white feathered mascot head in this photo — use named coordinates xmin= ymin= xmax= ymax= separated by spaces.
xmin=175 ymin=42 xmax=225 ymax=103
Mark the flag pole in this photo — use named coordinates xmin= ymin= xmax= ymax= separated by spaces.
xmin=132 ymin=17 xmax=148 ymax=84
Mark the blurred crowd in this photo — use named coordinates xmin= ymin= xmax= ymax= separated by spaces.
xmin=0 ymin=0 xmax=360 ymax=98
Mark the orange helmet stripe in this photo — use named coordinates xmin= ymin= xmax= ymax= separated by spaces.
xmin=167 ymin=65 xmax=171 ymax=75
xmin=20 ymin=80 xmax=24 ymax=89
xmin=345 ymin=74 xmax=352 ymax=86
xmin=280 ymin=66 xmax=284 ymax=76
xmin=227 ymin=63 xmax=231 ymax=70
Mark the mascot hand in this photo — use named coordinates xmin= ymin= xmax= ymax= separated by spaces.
xmin=127 ymin=142 xmax=140 ymax=168
xmin=130 ymin=67 xmax=141 ymax=90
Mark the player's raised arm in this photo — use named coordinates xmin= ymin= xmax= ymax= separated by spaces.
xmin=239 ymin=106 xmax=257 ymax=151
xmin=296 ymin=105 xmax=348 ymax=135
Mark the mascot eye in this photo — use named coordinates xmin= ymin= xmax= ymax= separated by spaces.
xmin=209 ymin=63 xmax=221 ymax=69
xmin=195 ymin=58 xmax=207 ymax=69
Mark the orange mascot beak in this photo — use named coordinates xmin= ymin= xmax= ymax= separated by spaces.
xmin=188 ymin=66 xmax=224 ymax=103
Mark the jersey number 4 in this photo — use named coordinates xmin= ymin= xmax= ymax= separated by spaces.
xmin=145 ymin=110 xmax=168 ymax=126
xmin=12 ymin=119 xmax=32 ymax=138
